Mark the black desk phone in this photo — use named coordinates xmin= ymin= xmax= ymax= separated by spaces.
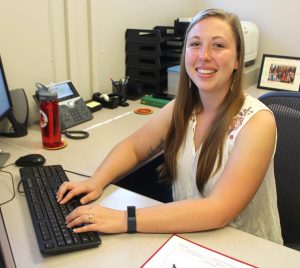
xmin=46 ymin=81 xmax=93 ymax=130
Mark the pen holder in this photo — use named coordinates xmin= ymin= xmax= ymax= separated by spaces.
xmin=112 ymin=79 xmax=129 ymax=107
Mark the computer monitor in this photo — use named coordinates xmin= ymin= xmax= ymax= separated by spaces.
xmin=0 ymin=55 xmax=27 ymax=139
xmin=0 ymin=56 xmax=12 ymax=166
xmin=0 ymin=56 xmax=12 ymax=122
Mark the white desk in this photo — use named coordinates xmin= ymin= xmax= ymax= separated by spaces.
xmin=0 ymin=100 xmax=160 ymax=175
xmin=1 ymin=97 xmax=300 ymax=267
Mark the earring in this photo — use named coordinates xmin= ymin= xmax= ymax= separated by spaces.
xmin=230 ymin=72 xmax=237 ymax=93
xmin=189 ymin=78 xmax=192 ymax=88
xmin=230 ymin=80 xmax=235 ymax=92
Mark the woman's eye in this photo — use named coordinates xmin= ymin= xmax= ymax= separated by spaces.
xmin=212 ymin=43 xmax=225 ymax=48
xmin=189 ymin=41 xmax=200 ymax=48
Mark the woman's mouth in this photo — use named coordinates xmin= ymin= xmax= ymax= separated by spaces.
xmin=196 ymin=68 xmax=217 ymax=74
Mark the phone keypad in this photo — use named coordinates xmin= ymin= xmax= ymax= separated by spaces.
xmin=59 ymin=98 xmax=93 ymax=130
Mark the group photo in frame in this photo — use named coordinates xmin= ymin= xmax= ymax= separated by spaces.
xmin=257 ymin=54 xmax=300 ymax=92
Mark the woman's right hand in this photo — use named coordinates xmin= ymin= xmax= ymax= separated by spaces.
xmin=56 ymin=179 xmax=103 ymax=205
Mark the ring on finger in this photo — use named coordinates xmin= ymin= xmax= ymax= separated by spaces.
xmin=88 ymin=214 xmax=93 ymax=224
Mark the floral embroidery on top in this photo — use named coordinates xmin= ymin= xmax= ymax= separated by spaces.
xmin=228 ymin=106 xmax=254 ymax=139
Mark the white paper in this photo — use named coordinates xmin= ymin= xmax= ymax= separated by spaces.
xmin=142 ymin=235 xmax=256 ymax=268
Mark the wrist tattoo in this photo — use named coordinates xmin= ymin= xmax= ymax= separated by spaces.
xmin=148 ymin=138 xmax=164 ymax=157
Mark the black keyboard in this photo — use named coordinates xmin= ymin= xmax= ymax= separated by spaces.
xmin=20 ymin=165 xmax=101 ymax=254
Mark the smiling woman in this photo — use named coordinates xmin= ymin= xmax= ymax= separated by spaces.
xmin=56 ymin=9 xmax=282 ymax=245
xmin=185 ymin=17 xmax=238 ymax=96
xmin=164 ymin=8 xmax=246 ymax=192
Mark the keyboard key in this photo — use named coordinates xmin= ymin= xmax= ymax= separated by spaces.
xmin=45 ymin=242 xmax=54 ymax=249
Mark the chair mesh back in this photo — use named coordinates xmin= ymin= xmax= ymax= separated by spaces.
xmin=259 ymin=92 xmax=300 ymax=244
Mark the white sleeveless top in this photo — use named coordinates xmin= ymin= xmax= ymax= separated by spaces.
xmin=172 ymin=94 xmax=283 ymax=244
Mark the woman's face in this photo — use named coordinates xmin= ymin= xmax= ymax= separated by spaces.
xmin=185 ymin=17 xmax=238 ymax=96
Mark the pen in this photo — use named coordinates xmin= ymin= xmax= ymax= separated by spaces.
xmin=110 ymin=78 xmax=116 ymax=85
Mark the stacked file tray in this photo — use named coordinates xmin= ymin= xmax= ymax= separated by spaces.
xmin=125 ymin=23 xmax=187 ymax=100
xmin=125 ymin=28 xmax=167 ymax=99
xmin=153 ymin=26 xmax=184 ymax=68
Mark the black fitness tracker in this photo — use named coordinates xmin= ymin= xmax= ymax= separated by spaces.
xmin=127 ymin=206 xmax=136 ymax=233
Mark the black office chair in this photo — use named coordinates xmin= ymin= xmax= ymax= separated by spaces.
xmin=259 ymin=91 xmax=300 ymax=250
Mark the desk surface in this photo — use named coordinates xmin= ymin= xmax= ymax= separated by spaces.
xmin=0 ymin=86 xmax=266 ymax=174
xmin=1 ymin=94 xmax=300 ymax=267
xmin=0 ymin=100 xmax=160 ymax=174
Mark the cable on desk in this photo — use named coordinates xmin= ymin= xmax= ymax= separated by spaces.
xmin=62 ymin=130 xmax=89 ymax=140
xmin=0 ymin=163 xmax=15 ymax=169
xmin=64 ymin=169 xmax=91 ymax=178
xmin=17 ymin=180 xmax=24 ymax=194
xmin=1 ymin=163 xmax=24 ymax=195
xmin=0 ymin=169 xmax=16 ymax=206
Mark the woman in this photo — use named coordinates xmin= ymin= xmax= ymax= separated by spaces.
xmin=57 ymin=9 xmax=283 ymax=244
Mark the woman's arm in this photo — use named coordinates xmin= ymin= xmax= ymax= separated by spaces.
xmin=66 ymin=109 xmax=276 ymax=234
xmin=57 ymin=100 xmax=175 ymax=204
xmin=137 ymin=109 xmax=276 ymax=233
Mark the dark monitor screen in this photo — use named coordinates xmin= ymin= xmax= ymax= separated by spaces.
xmin=0 ymin=55 xmax=27 ymax=139
xmin=0 ymin=56 xmax=12 ymax=166
xmin=0 ymin=56 xmax=12 ymax=121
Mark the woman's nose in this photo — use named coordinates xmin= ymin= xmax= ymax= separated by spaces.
xmin=198 ymin=45 xmax=211 ymax=60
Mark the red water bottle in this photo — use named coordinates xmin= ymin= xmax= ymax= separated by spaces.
xmin=35 ymin=83 xmax=62 ymax=149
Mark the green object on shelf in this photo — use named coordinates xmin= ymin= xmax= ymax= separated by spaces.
xmin=140 ymin=94 xmax=171 ymax=108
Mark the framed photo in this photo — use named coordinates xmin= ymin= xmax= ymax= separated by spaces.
xmin=257 ymin=54 xmax=300 ymax=92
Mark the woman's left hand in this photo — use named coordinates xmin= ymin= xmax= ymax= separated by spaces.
xmin=65 ymin=204 xmax=127 ymax=234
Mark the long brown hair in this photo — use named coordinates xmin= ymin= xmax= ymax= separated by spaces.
xmin=162 ymin=9 xmax=245 ymax=193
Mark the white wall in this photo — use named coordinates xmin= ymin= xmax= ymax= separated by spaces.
xmin=195 ymin=1 xmax=300 ymax=63
xmin=1 ymin=0 xmax=299 ymax=125
xmin=0 ymin=0 xmax=68 ymax=124
xmin=92 ymin=0 xmax=183 ymax=95
xmin=0 ymin=0 xmax=192 ymax=124
xmin=90 ymin=0 xmax=198 ymax=93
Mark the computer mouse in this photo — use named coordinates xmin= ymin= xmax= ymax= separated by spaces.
xmin=15 ymin=154 xmax=46 ymax=167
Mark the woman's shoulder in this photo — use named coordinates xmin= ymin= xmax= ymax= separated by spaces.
xmin=238 ymin=94 xmax=272 ymax=123
xmin=228 ymin=94 xmax=274 ymax=140
xmin=243 ymin=94 xmax=269 ymax=112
